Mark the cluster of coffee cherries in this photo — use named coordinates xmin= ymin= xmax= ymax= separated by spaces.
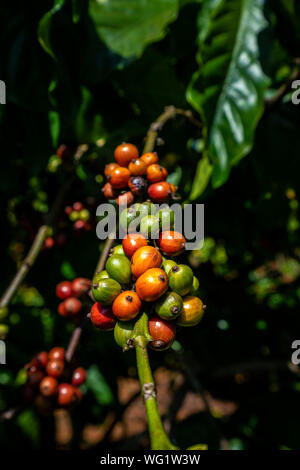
xmin=56 ymin=277 xmax=90 ymax=318
xmin=64 ymin=201 xmax=92 ymax=233
xmin=24 ymin=348 xmax=86 ymax=409
xmin=103 ymin=143 xmax=177 ymax=205
xmin=89 ymin=143 xmax=206 ymax=351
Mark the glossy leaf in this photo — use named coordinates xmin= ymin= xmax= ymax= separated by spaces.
xmin=89 ymin=0 xmax=179 ymax=58
xmin=187 ymin=0 xmax=270 ymax=189
xmin=38 ymin=0 xmax=65 ymax=58
xmin=189 ymin=154 xmax=212 ymax=200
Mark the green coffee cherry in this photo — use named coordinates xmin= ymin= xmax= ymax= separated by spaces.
xmin=157 ymin=207 xmax=175 ymax=230
xmin=119 ymin=204 xmax=142 ymax=231
xmin=162 ymin=259 xmax=178 ymax=276
xmin=0 ymin=324 xmax=9 ymax=339
xmin=155 ymin=291 xmax=183 ymax=320
xmin=94 ymin=270 xmax=110 ymax=280
xmin=114 ymin=321 xmax=135 ymax=350
xmin=79 ymin=209 xmax=90 ymax=221
xmin=105 ymin=255 xmax=131 ymax=284
xmin=0 ymin=307 xmax=9 ymax=321
xmin=189 ymin=276 xmax=200 ymax=295
xmin=92 ymin=278 xmax=121 ymax=305
xmin=110 ymin=244 xmax=125 ymax=256
xmin=168 ymin=264 xmax=194 ymax=296
xmin=139 ymin=215 xmax=160 ymax=238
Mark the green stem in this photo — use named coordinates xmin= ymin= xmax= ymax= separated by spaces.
xmin=134 ymin=312 xmax=178 ymax=450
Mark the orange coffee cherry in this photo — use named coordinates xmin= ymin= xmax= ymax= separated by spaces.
xmin=128 ymin=159 xmax=147 ymax=176
xmin=105 ymin=163 xmax=119 ymax=178
xmin=109 ymin=167 xmax=131 ymax=189
xmin=112 ymin=291 xmax=141 ymax=321
xmin=136 ymin=268 xmax=168 ymax=302
xmin=140 ymin=152 xmax=159 ymax=167
xmin=122 ymin=233 xmax=148 ymax=258
xmin=114 ymin=143 xmax=139 ymax=167
xmin=148 ymin=181 xmax=171 ymax=203
xmin=159 ymin=231 xmax=186 ymax=256
xmin=116 ymin=191 xmax=134 ymax=207
xmin=103 ymin=182 xmax=119 ymax=199
xmin=131 ymin=246 xmax=162 ymax=279
xmin=146 ymin=164 xmax=168 ymax=184
xmin=177 ymin=296 xmax=205 ymax=327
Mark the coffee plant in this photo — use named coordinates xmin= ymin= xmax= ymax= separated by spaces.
xmin=1 ymin=0 xmax=300 ymax=452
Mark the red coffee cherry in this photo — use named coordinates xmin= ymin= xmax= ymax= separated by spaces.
xmin=148 ymin=315 xmax=176 ymax=351
xmin=146 ymin=164 xmax=168 ymax=184
xmin=73 ymin=201 xmax=83 ymax=211
xmin=40 ymin=376 xmax=58 ymax=397
xmin=46 ymin=359 xmax=64 ymax=378
xmin=58 ymin=297 xmax=82 ymax=317
xmin=71 ymin=278 xmax=91 ymax=297
xmin=128 ymin=158 xmax=147 ymax=176
xmin=57 ymin=144 xmax=72 ymax=161
xmin=105 ymin=162 xmax=119 ymax=178
xmin=58 ymin=383 xmax=76 ymax=406
xmin=103 ymin=182 xmax=119 ymax=199
xmin=90 ymin=303 xmax=117 ymax=330
xmin=64 ymin=205 xmax=73 ymax=216
xmin=48 ymin=347 xmax=65 ymax=361
xmin=148 ymin=181 xmax=171 ymax=203
xmin=159 ymin=231 xmax=186 ymax=256
xmin=43 ymin=237 xmax=55 ymax=250
xmin=136 ymin=268 xmax=168 ymax=302
xmin=140 ymin=152 xmax=159 ymax=167
xmin=112 ymin=291 xmax=141 ymax=321
xmin=56 ymin=281 xmax=73 ymax=299
xmin=122 ymin=233 xmax=148 ymax=258
xmin=114 ymin=143 xmax=139 ymax=167
xmin=73 ymin=220 xmax=86 ymax=231
xmin=27 ymin=366 xmax=45 ymax=386
xmin=131 ymin=246 xmax=162 ymax=279
xmin=36 ymin=351 xmax=48 ymax=368
xmin=72 ymin=367 xmax=87 ymax=386
xmin=109 ymin=167 xmax=131 ymax=189
xmin=128 ymin=176 xmax=148 ymax=196
xmin=116 ymin=191 xmax=134 ymax=207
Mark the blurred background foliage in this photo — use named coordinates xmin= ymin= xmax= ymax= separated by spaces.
xmin=1 ymin=0 xmax=300 ymax=450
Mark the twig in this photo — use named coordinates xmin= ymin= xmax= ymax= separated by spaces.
xmin=65 ymin=236 xmax=115 ymax=362
xmin=143 ymin=105 xmax=202 ymax=154
xmin=0 ymin=175 xmax=74 ymax=310
xmin=265 ymin=58 xmax=300 ymax=110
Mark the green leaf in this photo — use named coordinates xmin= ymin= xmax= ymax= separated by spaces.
xmin=61 ymin=261 xmax=77 ymax=280
xmin=187 ymin=0 xmax=270 ymax=188
xmin=189 ymin=154 xmax=212 ymax=200
xmin=48 ymin=111 xmax=60 ymax=148
xmin=37 ymin=0 xmax=65 ymax=59
xmin=89 ymin=0 xmax=179 ymax=58
xmin=86 ymin=364 xmax=114 ymax=405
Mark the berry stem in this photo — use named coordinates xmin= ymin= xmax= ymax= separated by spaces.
xmin=134 ymin=312 xmax=178 ymax=450
xmin=143 ymin=105 xmax=202 ymax=154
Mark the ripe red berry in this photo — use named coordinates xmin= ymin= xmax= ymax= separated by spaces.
xmin=122 ymin=233 xmax=148 ymax=258
xmin=72 ymin=367 xmax=87 ymax=386
xmin=140 ymin=152 xmax=159 ymax=167
xmin=128 ymin=176 xmax=148 ymax=196
xmin=57 ymin=144 xmax=72 ymax=161
xmin=40 ymin=376 xmax=58 ymax=397
xmin=64 ymin=205 xmax=73 ymax=216
xmin=103 ymin=182 xmax=119 ymax=200
xmin=27 ymin=367 xmax=45 ymax=386
xmin=109 ymin=167 xmax=131 ymax=189
xmin=44 ymin=237 xmax=55 ymax=250
xmin=36 ymin=351 xmax=48 ymax=368
xmin=90 ymin=303 xmax=117 ymax=330
xmin=71 ymin=278 xmax=91 ymax=297
xmin=46 ymin=359 xmax=64 ymax=378
xmin=159 ymin=231 xmax=186 ymax=256
xmin=146 ymin=164 xmax=168 ymax=184
xmin=116 ymin=191 xmax=134 ymax=207
xmin=105 ymin=162 xmax=120 ymax=178
xmin=114 ymin=143 xmax=139 ymax=167
xmin=128 ymin=158 xmax=147 ymax=176
xmin=73 ymin=219 xmax=86 ymax=231
xmin=112 ymin=291 xmax=142 ymax=321
xmin=148 ymin=181 xmax=171 ymax=203
xmin=73 ymin=201 xmax=83 ymax=211
xmin=58 ymin=383 xmax=76 ymax=406
xmin=148 ymin=315 xmax=176 ymax=351
xmin=58 ymin=297 xmax=82 ymax=317
xmin=48 ymin=347 xmax=65 ymax=361
xmin=56 ymin=281 xmax=73 ymax=300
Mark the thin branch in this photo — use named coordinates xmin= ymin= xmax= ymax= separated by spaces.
xmin=143 ymin=105 xmax=202 ymax=154
xmin=65 ymin=236 xmax=115 ymax=362
xmin=0 ymin=175 xmax=74 ymax=310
